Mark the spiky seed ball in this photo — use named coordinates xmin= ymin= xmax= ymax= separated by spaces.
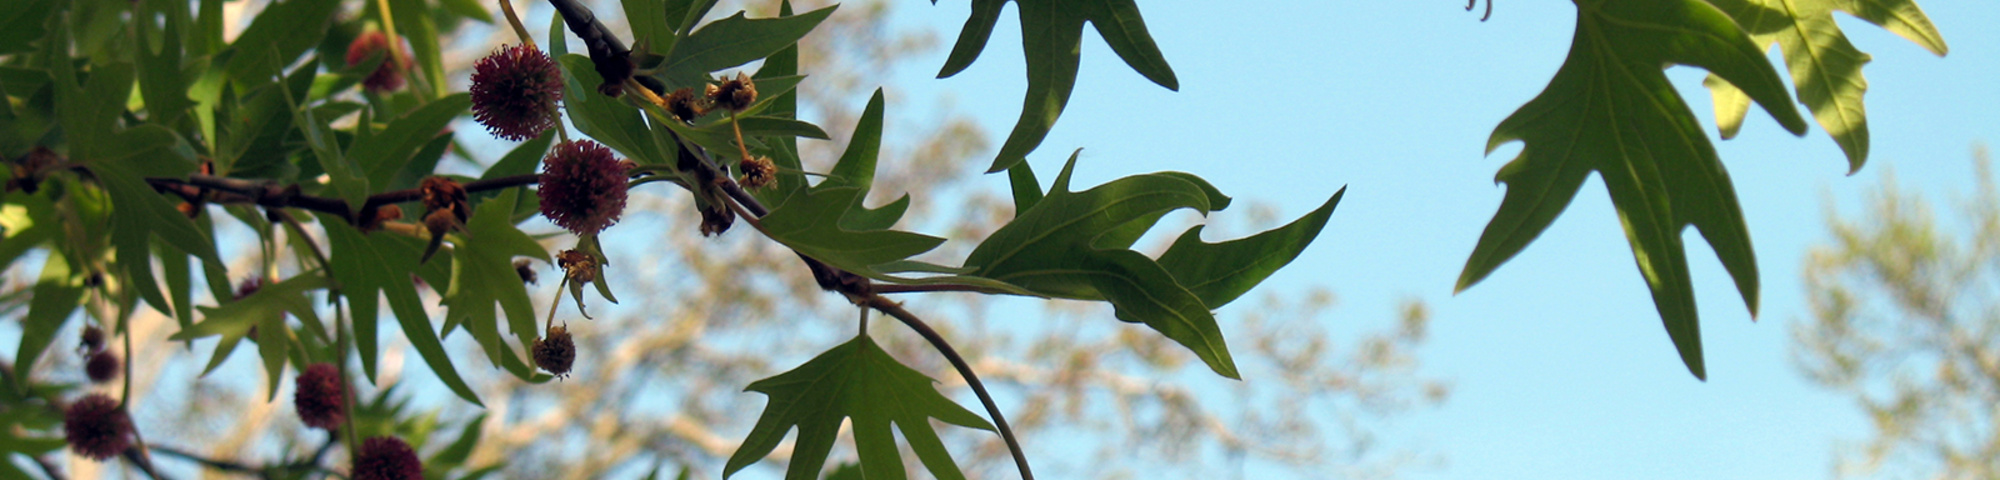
xmin=664 ymin=87 xmax=708 ymax=123
xmin=537 ymin=141 xmax=629 ymax=236
xmin=80 ymin=325 xmax=104 ymax=353
xmin=705 ymin=72 xmax=757 ymax=112
xmin=534 ymin=325 xmax=575 ymax=378
xmin=293 ymin=363 xmax=347 ymax=430
xmin=85 ymin=351 xmax=119 ymax=384
xmin=345 ymin=31 xmax=411 ymax=93
xmin=470 ymin=45 xmax=564 ymax=141
xmin=353 ymin=436 xmax=423 ymax=480
xmin=64 ymin=393 xmax=132 ymax=461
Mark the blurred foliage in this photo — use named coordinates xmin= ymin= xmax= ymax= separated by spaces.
xmin=1798 ymin=147 xmax=2000 ymax=479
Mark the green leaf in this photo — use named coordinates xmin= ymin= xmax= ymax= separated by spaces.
xmin=221 ymin=0 xmax=339 ymax=85
xmin=481 ymin=130 xmax=555 ymax=182
xmin=556 ymin=53 xmax=670 ymax=164
xmin=1702 ymin=0 xmax=1948 ymax=172
xmin=350 ymin=93 xmax=470 ymax=189
xmin=427 ymin=414 xmax=486 ymax=470
xmin=439 ymin=0 xmax=493 ymax=24
xmin=322 ymin=216 xmax=483 ymax=405
xmin=658 ymin=5 xmax=836 ymax=87
xmin=724 ymin=335 xmax=992 ymax=480
xmin=1005 ymin=160 xmax=1042 ymax=217
xmin=281 ymin=75 xmax=367 ymax=209
xmin=0 ymin=0 xmax=54 ymax=54
xmin=962 ymin=153 xmax=1238 ymax=378
xmin=93 ymin=158 xmax=224 ymax=319
xmin=753 ymin=187 xmax=944 ymax=277
xmin=173 ymin=273 xmax=327 ymax=398
xmin=935 ymin=0 xmax=1179 ymax=172
xmin=441 ymin=189 xmax=551 ymax=381
xmin=622 ymin=0 xmax=674 ymax=56
xmin=746 ymin=91 xmax=943 ymax=277
xmin=1457 ymin=0 xmax=1811 ymax=380
xmin=14 ymin=253 xmax=83 ymax=381
xmin=388 ymin=0 xmax=448 ymax=98
xmin=1156 ymin=187 xmax=1344 ymax=308
xmin=134 ymin=0 xmax=194 ymax=125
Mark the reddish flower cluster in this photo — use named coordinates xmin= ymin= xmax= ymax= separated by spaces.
xmin=537 ymin=140 xmax=629 ymax=236
xmin=470 ymin=44 xmax=564 ymax=141
xmin=346 ymin=31 xmax=411 ymax=93
xmin=64 ymin=393 xmax=133 ymax=461
xmin=85 ymin=351 xmax=120 ymax=384
xmin=235 ymin=277 xmax=266 ymax=300
xmin=294 ymin=363 xmax=347 ymax=430
xmin=353 ymin=436 xmax=423 ymax=480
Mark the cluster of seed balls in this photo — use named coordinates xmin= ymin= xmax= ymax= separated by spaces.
xmin=465 ymin=41 xmax=768 ymax=378
xmin=65 ymin=33 xmax=775 ymax=476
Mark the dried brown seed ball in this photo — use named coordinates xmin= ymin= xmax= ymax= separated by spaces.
xmin=293 ymin=363 xmax=347 ymax=430
xmin=537 ymin=141 xmax=629 ymax=236
xmin=664 ymin=87 xmax=708 ymax=123
xmin=85 ymin=350 xmax=119 ymax=384
xmin=739 ymin=155 xmax=776 ymax=189
xmin=80 ymin=325 xmax=104 ymax=353
xmin=555 ymin=249 xmax=596 ymax=285
xmin=698 ymin=203 xmax=735 ymax=237
xmin=64 ymin=393 xmax=132 ymax=461
xmin=706 ymin=72 xmax=758 ymax=113
xmin=345 ymin=31 xmax=411 ymax=93
xmin=534 ymin=325 xmax=575 ymax=378
xmin=514 ymin=258 xmax=539 ymax=284
xmin=419 ymin=176 xmax=469 ymax=224
xmin=471 ymin=44 xmax=564 ymax=141
xmin=353 ymin=436 xmax=423 ymax=480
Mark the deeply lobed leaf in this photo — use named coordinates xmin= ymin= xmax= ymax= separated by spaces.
xmin=724 ymin=335 xmax=992 ymax=480
xmin=1459 ymin=0 xmax=1811 ymax=379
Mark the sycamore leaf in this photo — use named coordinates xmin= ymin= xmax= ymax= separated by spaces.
xmin=349 ymin=93 xmax=470 ymax=190
xmin=724 ymin=335 xmax=993 ymax=480
xmin=747 ymin=89 xmax=943 ymax=278
xmin=172 ymin=273 xmax=327 ymax=400
xmin=440 ymin=189 xmax=554 ymax=383
xmin=657 ymin=5 xmax=835 ymax=87
xmin=1702 ymin=0 xmax=1947 ymax=172
xmin=935 ymin=0 xmax=1179 ymax=173
xmin=322 ymin=216 xmax=482 ymax=405
xmin=1458 ymin=0 xmax=1810 ymax=380
xmin=962 ymin=152 xmax=1238 ymax=378
xmin=13 ymin=254 xmax=83 ymax=382
xmin=1156 ymin=187 xmax=1344 ymax=309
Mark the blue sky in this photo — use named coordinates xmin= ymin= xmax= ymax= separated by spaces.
xmin=857 ymin=1 xmax=2000 ymax=478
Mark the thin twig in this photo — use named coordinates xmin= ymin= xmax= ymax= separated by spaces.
xmin=862 ymin=296 xmax=1034 ymax=480
xmin=144 ymin=174 xmax=540 ymax=226
xmin=872 ymin=283 xmax=1012 ymax=295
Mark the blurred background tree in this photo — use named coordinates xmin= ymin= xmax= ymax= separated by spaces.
xmin=1798 ymin=146 xmax=2000 ymax=479
xmin=8 ymin=0 xmax=1445 ymax=478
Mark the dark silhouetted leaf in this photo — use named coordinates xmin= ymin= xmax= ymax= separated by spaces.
xmin=724 ymin=335 xmax=992 ymax=480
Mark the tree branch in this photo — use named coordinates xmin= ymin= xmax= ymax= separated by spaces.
xmin=144 ymin=173 xmax=540 ymax=225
